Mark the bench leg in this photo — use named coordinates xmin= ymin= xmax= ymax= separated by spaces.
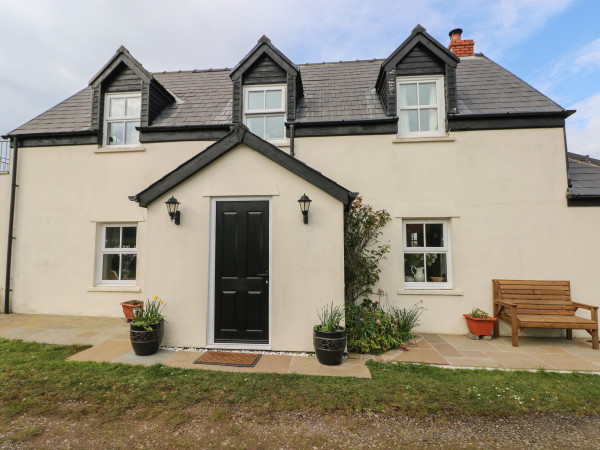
xmin=592 ymin=330 xmax=599 ymax=350
xmin=511 ymin=308 xmax=519 ymax=347
xmin=566 ymin=329 xmax=573 ymax=340
xmin=493 ymin=317 xmax=499 ymax=338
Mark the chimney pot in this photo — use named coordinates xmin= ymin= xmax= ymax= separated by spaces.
xmin=448 ymin=28 xmax=474 ymax=57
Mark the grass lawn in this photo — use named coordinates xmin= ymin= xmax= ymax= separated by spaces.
xmin=1 ymin=338 xmax=600 ymax=446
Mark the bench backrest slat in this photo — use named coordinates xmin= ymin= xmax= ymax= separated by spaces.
xmin=493 ymin=279 xmax=574 ymax=316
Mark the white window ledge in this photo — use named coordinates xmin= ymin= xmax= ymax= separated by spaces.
xmin=393 ymin=136 xmax=455 ymax=144
xmin=275 ymin=141 xmax=290 ymax=148
xmin=95 ymin=146 xmax=145 ymax=153
xmin=397 ymin=288 xmax=463 ymax=296
xmin=87 ymin=286 xmax=142 ymax=293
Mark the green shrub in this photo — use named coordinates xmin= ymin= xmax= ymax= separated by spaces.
xmin=346 ymin=299 xmax=424 ymax=354
xmin=344 ymin=197 xmax=391 ymax=304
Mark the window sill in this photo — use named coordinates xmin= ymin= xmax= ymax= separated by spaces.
xmin=87 ymin=286 xmax=141 ymax=293
xmin=397 ymin=288 xmax=463 ymax=296
xmin=392 ymin=136 xmax=455 ymax=144
xmin=275 ymin=141 xmax=290 ymax=148
xmin=95 ymin=146 xmax=145 ymax=153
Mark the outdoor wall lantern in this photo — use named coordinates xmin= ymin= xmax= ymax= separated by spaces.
xmin=165 ymin=196 xmax=181 ymax=225
xmin=298 ymin=193 xmax=312 ymax=224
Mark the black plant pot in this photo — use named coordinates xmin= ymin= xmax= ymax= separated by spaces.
xmin=130 ymin=321 xmax=164 ymax=356
xmin=313 ymin=328 xmax=346 ymax=365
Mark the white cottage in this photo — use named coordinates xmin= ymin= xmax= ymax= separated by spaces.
xmin=2 ymin=26 xmax=599 ymax=351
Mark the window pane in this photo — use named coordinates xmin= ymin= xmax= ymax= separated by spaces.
xmin=248 ymin=91 xmax=264 ymax=110
xmin=109 ymin=98 xmax=125 ymax=117
xmin=265 ymin=90 xmax=282 ymax=109
xmin=426 ymin=253 xmax=447 ymax=282
xmin=102 ymin=254 xmax=120 ymax=280
xmin=266 ymin=115 xmax=284 ymax=140
xmin=107 ymin=122 xmax=124 ymax=145
xmin=105 ymin=227 xmax=120 ymax=248
xmin=405 ymin=223 xmax=424 ymax=247
xmin=247 ymin=116 xmax=264 ymax=138
xmin=125 ymin=121 xmax=140 ymax=145
xmin=420 ymin=108 xmax=438 ymax=132
xmin=425 ymin=223 xmax=444 ymax=247
xmin=122 ymin=227 xmax=137 ymax=248
xmin=404 ymin=253 xmax=424 ymax=281
xmin=399 ymin=84 xmax=417 ymax=107
xmin=121 ymin=254 xmax=137 ymax=280
xmin=400 ymin=110 xmax=418 ymax=133
xmin=126 ymin=97 xmax=141 ymax=117
xmin=419 ymin=83 xmax=437 ymax=105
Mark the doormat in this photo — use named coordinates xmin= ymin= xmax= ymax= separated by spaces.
xmin=193 ymin=351 xmax=262 ymax=367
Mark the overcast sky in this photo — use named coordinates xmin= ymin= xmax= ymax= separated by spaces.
xmin=1 ymin=0 xmax=599 ymax=156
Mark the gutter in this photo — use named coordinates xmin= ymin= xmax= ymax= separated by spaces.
xmin=286 ymin=117 xmax=398 ymax=128
xmin=448 ymin=110 xmax=576 ymax=120
xmin=4 ymin=137 xmax=19 ymax=314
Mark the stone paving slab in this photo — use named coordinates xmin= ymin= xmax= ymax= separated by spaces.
xmin=3 ymin=314 xmax=600 ymax=374
xmin=289 ymin=356 xmax=371 ymax=378
xmin=67 ymin=339 xmax=133 ymax=363
xmin=113 ymin=349 xmax=173 ymax=366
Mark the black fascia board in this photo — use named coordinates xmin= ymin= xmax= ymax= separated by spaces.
xmin=230 ymin=37 xmax=299 ymax=80
xmin=376 ymin=25 xmax=460 ymax=89
xmin=131 ymin=124 xmax=355 ymax=208
xmin=567 ymin=196 xmax=600 ymax=207
xmin=448 ymin=110 xmax=574 ymax=131
xmin=3 ymin=130 xmax=97 ymax=147
xmin=137 ymin=124 xmax=232 ymax=143
xmin=89 ymin=46 xmax=153 ymax=87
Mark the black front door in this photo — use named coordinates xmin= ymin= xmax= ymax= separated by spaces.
xmin=214 ymin=201 xmax=269 ymax=343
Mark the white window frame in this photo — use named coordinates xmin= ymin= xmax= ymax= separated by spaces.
xmin=396 ymin=75 xmax=445 ymax=138
xmin=402 ymin=219 xmax=452 ymax=289
xmin=103 ymin=92 xmax=141 ymax=147
xmin=243 ymin=84 xmax=287 ymax=143
xmin=97 ymin=224 xmax=138 ymax=286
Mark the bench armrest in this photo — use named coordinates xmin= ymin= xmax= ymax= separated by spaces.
xmin=572 ymin=301 xmax=599 ymax=311
xmin=494 ymin=299 xmax=517 ymax=308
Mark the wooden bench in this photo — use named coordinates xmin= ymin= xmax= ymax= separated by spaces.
xmin=492 ymin=280 xmax=599 ymax=349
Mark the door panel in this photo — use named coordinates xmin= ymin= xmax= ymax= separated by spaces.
xmin=214 ymin=201 xmax=269 ymax=343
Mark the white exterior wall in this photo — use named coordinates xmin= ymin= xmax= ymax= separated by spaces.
xmin=295 ymin=128 xmax=600 ymax=337
xmin=4 ymin=126 xmax=599 ymax=344
xmin=8 ymin=142 xmax=209 ymax=316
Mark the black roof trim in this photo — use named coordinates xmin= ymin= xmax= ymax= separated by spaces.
xmin=89 ymin=46 xmax=153 ymax=87
xmin=382 ymin=25 xmax=460 ymax=68
xmin=3 ymin=130 xmax=97 ymax=148
xmin=289 ymin=118 xmax=398 ymax=127
xmin=567 ymin=197 xmax=600 ymax=207
xmin=377 ymin=24 xmax=460 ymax=89
xmin=131 ymin=124 xmax=356 ymax=207
xmin=289 ymin=118 xmax=398 ymax=137
xmin=137 ymin=124 xmax=231 ymax=132
xmin=448 ymin=111 xmax=573 ymax=131
xmin=230 ymin=36 xmax=299 ymax=79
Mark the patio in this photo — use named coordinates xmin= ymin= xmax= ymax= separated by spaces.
xmin=1 ymin=313 xmax=599 ymax=376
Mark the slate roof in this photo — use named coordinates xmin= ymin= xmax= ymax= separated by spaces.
xmin=9 ymin=55 xmax=566 ymax=135
xmin=567 ymin=152 xmax=600 ymax=197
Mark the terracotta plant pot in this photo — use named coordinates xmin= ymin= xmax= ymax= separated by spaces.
xmin=463 ymin=314 xmax=497 ymax=336
xmin=120 ymin=300 xmax=144 ymax=321
xmin=313 ymin=328 xmax=346 ymax=365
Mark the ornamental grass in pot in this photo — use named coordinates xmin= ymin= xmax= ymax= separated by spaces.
xmin=313 ymin=303 xmax=346 ymax=365
xmin=130 ymin=297 xmax=166 ymax=356
xmin=463 ymin=307 xmax=497 ymax=337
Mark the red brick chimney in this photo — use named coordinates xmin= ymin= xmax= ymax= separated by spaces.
xmin=448 ymin=28 xmax=474 ymax=57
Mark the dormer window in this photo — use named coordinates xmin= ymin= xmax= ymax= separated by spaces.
xmin=243 ymin=85 xmax=286 ymax=142
xmin=396 ymin=75 xmax=445 ymax=138
xmin=104 ymin=92 xmax=141 ymax=146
